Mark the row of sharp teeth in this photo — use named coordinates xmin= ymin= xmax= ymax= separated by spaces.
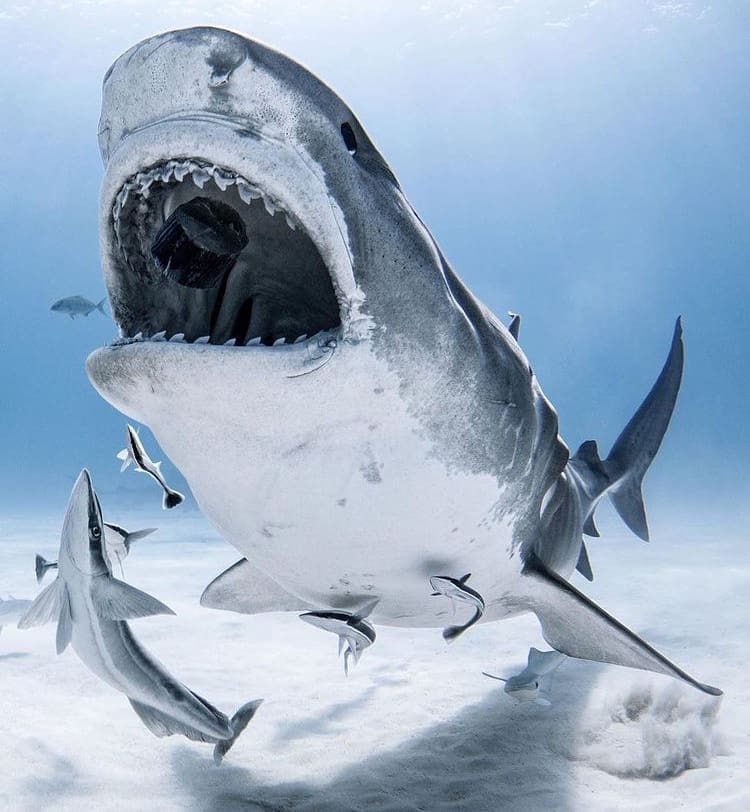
xmin=112 ymin=158 xmax=300 ymax=231
xmin=113 ymin=328 xmax=338 ymax=348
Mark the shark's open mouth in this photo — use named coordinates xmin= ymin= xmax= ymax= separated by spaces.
xmin=109 ymin=159 xmax=342 ymax=347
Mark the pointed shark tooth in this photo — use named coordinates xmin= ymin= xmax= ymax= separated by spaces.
xmin=169 ymin=333 xmax=185 ymax=342
xmin=247 ymin=337 xmax=262 ymax=346
xmin=273 ymin=337 xmax=286 ymax=346
xmin=224 ymin=338 xmax=237 ymax=346
xmin=194 ymin=335 xmax=210 ymax=344
xmin=293 ymin=334 xmax=308 ymax=344
xmin=152 ymin=331 xmax=167 ymax=341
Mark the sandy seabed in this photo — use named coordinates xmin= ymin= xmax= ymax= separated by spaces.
xmin=0 ymin=510 xmax=745 ymax=811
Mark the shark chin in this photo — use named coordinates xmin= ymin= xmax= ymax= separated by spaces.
xmin=88 ymin=26 xmax=721 ymax=695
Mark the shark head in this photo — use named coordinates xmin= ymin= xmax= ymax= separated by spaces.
xmin=61 ymin=469 xmax=109 ymax=578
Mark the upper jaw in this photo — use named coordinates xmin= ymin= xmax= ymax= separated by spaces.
xmin=100 ymin=118 xmax=372 ymax=350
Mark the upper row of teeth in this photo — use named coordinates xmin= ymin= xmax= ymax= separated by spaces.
xmin=112 ymin=159 xmax=299 ymax=231
xmin=115 ymin=329 xmax=337 ymax=348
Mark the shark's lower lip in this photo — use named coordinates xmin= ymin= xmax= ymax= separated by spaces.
xmin=109 ymin=158 xmax=342 ymax=348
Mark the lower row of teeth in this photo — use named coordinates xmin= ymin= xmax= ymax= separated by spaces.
xmin=115 ymin=329 xmax=336 ymax=347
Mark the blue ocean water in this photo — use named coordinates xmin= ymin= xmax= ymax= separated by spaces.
xmin=0 ymin=1 xmax=747 ymax=526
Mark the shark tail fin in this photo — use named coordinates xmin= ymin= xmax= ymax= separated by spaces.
xmin=522 ymin=554 xmax=721 ymax=696
xmin=571 ymin=318 xmax=684 ymax=542
xmin=95 ymin=297 xmax=108 ymax=316
xmin=213 ymin=699 xmax=264 ymax=765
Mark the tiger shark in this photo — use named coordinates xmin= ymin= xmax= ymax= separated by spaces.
xmin=87 ymin=27 xmax=721 ymax=695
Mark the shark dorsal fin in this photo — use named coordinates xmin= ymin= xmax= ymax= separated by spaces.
xmin=458 ymin=573 xmax=471 ymax=585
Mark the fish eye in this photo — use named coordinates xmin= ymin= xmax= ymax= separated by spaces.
xmin=341 ymin=122 xmax=357 ymax=155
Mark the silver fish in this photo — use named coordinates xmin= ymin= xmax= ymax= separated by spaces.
xmin=19 ymin=470 xmax=261 ymax=762
xmin=50 ymin=295 xmax=107 ymax=319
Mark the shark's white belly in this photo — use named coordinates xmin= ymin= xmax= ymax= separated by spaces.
xmin=140 ymin=346 xmax=527 ymax=627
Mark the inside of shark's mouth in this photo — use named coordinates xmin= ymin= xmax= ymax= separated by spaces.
xmin=110 ymin=160 xmax=341 ymax=346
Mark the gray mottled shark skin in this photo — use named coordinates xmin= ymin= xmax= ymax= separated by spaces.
xmin=87 ymin=27 xmax=720 ymax=695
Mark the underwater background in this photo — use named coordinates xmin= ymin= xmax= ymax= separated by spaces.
xmin=0 ymin=0 xmax=748 ymax=526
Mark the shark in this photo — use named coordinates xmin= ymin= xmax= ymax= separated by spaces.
xmin=86 ymin=27 xmax=721 ymax=696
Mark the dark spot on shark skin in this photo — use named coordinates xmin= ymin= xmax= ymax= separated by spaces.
xmin=336 ymin=498 xmax=347 ymax=507
xmin=373 ymin=387 xmax=384 ymax=395
xmin=261 ymin=527 xmax=274 ymax=539
xmin=419 ymin=557 xmax=459 ymax=577
xmin=360 ymin=461 xmax=382 ymax=484
xmin=339 ymin=578 xmax=351 ymax=587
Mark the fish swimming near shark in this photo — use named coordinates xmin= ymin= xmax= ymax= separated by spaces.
xmin=117 ymin=424 xmax=184 ymax=509
xmin=36 ymin=523 xmax=157 ymax=583
xmin=51 ymin=296 xmax=108 ymax=319
xmin=300 ymin=599 xmax=378 ymax=674
xmin=19 ymin=470 xmax=262 ymax=762
xmin=429 ymin=574 xmax=485 ymax=642
xmin=483 ymin=648 xmax=567 ymax=706
xmin=86 ymin=27 xmax=721 ymax=698
xmin=0 ymin=596 xmax=33 ymax=637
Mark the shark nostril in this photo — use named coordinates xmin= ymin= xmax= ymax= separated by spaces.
xmin=151 ymin=197 xmax=248 ymax=289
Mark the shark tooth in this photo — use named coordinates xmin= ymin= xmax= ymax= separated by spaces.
xmin=247 ymin=336 xmax=262 ymax=346
xmin=237 ymin=181 xmax=260 ymax=204
xmin=224 ymin=338 xmax=237 ymax=346
xmin=293 ymin=334 xmax=308 ymax=344
xmin=195 ymin=336 xmax=210 ymax=344
xmin=273 ymin=337 xmax=286 ymax=346
xmin=152 ymin=331 xmax=167 ymax=341
xmin=169 ymin=333 xmax=185 ymax=342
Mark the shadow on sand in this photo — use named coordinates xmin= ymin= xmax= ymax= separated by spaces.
xmin=170 ymin=665 xmax=596 ymax=812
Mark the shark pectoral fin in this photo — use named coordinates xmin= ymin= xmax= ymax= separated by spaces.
xmin=575 ymin=542 xmax=594 ymax=581
xmin=200 ymin=558 xmax=314 ymax=615
xmin=56 ymin=587 xmax=73 ymax=655
xmin=18 ymin=577 xmax=62 ymax=629
xmin=91 ymin=578 xmax=175 ymax=620
xmin=522 ymin=556 xmax=722 ymax=696
xmin=128 ymin=699 xmax=219 ymax=743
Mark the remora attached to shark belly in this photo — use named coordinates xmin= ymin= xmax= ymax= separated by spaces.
xmin=86 ymin=27 xmax=721 ymax=695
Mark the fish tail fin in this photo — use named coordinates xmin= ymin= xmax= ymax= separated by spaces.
xmin=570 ymin=318 xmax=684 ymax=542
xmin=213 ymin=699 xmax=264 ymax=765
xmin=96 ymin=297 xmax=108 ymax=316
xmin=35 ymin=554 xmax=57 ymax=584
xmin=522 ymin=553 xmax=721 ymax=696
xmin=163 ymin=489 xmax=185 ymax=510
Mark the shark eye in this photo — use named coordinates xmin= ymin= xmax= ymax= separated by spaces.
xmin=90 ymin=525 xmax=101 ymax=541
xmin=341 ymin=122 xmax=357 ymax=155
